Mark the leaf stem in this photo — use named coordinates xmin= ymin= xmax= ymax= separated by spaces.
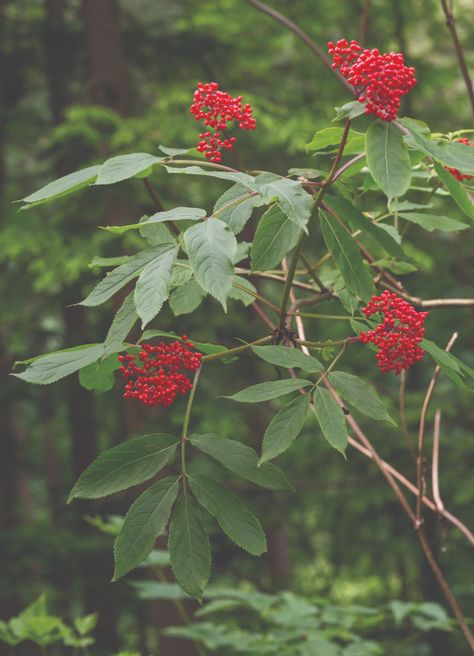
xmin=180 ymin=367 xmax=202 ymax=481
xmin=201 ymin=336 xmax=272 ymax=363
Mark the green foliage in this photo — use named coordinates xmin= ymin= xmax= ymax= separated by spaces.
xmin=251 ymin=204 xmax=300 ymax=272
xmin=327 ymin=372 xmax=395 ymax=424
xmin=365 ymin=121 xmax=412 ymax=199
xmin=260 ymin=393 xmax=310 ymax=463
xmin=224 ymin=378 xmax=313 ymax=403
xmin=312 ymin=387 xmax=349 ymax=455
xmin=251 ymin=345 xmax=323 ymax=372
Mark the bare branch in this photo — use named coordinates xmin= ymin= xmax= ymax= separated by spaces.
xmin=432 ymin=409 xmax=445 ymax=513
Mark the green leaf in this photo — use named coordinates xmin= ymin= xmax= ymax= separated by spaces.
xmin=256 ymin=176 xmax=312 ymax=231
xmin=190 ymin=434 xmax=293 ymax=491
xmin=140 ymin=330 xmax=229 ymax=358
xmin=333 ymin=100 xmax=366 ymax=121
xmin=260 ymin=394 xmax=310 ymax=464
xmin=95 ymin=153 xmax=163 ymax=185
xmin=306 ymin=127 xmax=365 ymax=155
xmin=312 ymin=387 xmax=348 ymax=455
xmin=433 ymin=162 xmax=474 ymax=221
xmin=251 ymin=345 xmax=323 ymax=372
xmin=159 ymin=145 xmax=192 ymax=157
xmin=134 ymin=245 xmax=178 ymax=327
xmin=103 ymin=293 xmax=138 ymax=358
xmin=113 ymin=477 xmax=179 ymax=580
xmin=169 ymin=279 xmax=205 ymax=316
xmin=89 ymin=255 xmax=132 ymax=268
xmin=398 ymin=212 xmax=468 ymax=232
xmin=324 ymin=195 xmax=412 ymax=262
xmin=320 ymin=209 xmax=376 ymax=302
xmin=68 ymin=434 xmax=178 ymax=501
xmin=170 ymin=262 xmax=193 ymax=288
xmin=421 ymin=339 xmax=471 ymax=390
xmin=13 ymin=344 xmax=104 ymax=385
xmin=224 ymin=378 xmax=312 ymax=403
xmin=403 ymin=128 xmax=474 ymax=174
xmin=188 ymin=474 xmax=267 ymax=556
xmin=228 ymin=276 xmax=257 ymax=306
xmin=80 ymin=245 xmax=173 ymax=307
xmin=19 ymin=165 xmax=100 ymax=208
xmin=251 ymin=204 xmax=300 ymax=272
xmin=79 ymin=354 xmax=120 ymax=394
xmin=139 ymin=216 xmax=174 ymax=246
xmin=104 ymin=207 xmax=206 ymax=234
xmin=74 ymin=614 xmax=98 ymax=636
xmin=328 ymin=372 xmax=395 ymax=424
xmin=184 ymin=218 xmax=237 ymax=309
xmin=213 ymin=184 xmax=264 ymax=234
xmin=366 ymin=120 xmax=411 ymax=198
xmin=168 ymin=492 xmax=211 ymax=599
xmin=165 ymin=165 xmax=256 ymax=190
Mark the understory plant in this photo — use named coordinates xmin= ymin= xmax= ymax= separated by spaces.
xmin=12 ymin=27 xmax=474 ymax=653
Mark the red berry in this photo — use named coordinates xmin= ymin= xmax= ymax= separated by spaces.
xmin=119 ymin=340 xmax=202 ymax=407
xmin=359 ymin=291 xmax=428 ymax=374
xmin=328 ymin=39 xmax=416 ymax=121
xmin=190 ymin=82 xmax=256 ymax=161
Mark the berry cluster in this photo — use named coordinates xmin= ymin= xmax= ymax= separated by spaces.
xmin=328 ymin=39 xmax=416 ymax=121
xmin=359 ymin=291 xmax=428 ymax=374
xmin=190 ymin=82 xmax=256 ymax=162
xmin=446 ymin=137 xmax=474 ymax=181
xmin=118 ymin=338 xmax=202 ymax=407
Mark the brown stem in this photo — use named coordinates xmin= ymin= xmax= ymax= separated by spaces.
xmin=432 ymin=409 xmax=445 ymax=513
xmin=381 ymin=284 xmax=474 ymax=309
xmin=416 ymin=333 xmax=458 ymax=524
xmin=250 ymin=302 xmax=276 ymax=330
xmin=246 ymin=0 xmax=353 ymax=93
xmin=142 ymin=178 xmax=180 ymax=236
xmin=440 ymin=0 xmax=474 ymax=120
xmin=359 ymin=0 xmax=371 ymax=44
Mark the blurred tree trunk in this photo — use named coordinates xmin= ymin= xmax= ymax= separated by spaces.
xmin=82 ymin=0 xmax=129 ymax=115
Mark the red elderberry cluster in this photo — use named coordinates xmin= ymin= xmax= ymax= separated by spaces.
xmin=118 ymin=337 xmax=202 ymax=407
xmin=328 ymin=39 xmax=416 ymax=121
xmin=446 ymin=137 xmax=474 ymax=181
xmin=359 ymin=291 xmax=428 ymax=374
xmin=190 ymin=82 xmax=256 ymax=162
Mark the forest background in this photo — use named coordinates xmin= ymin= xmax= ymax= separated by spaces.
xmin=0 ymin=0 xmax=473 ymax=655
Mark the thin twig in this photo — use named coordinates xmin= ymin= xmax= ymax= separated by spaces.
xmin=250 ymin=302 xmax=276 ymax=330
xmin=432 ymin=409 xmax=445 ymax=513
xmin=440 ymin=0 xmax=474 ymax=120
xmin=416 ymin=333 xmax=458 ymax=525
xmin=246 ymin=0 xmax=353 ymax=93
xmin=381 ymin=284 xmax=474 ymax=309
xmin=142 ymin=178 xmax=180 ymax=236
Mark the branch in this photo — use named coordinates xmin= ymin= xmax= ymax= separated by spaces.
xmin=246 ymin=0 xmax=353 ymax=93
xmin=440 ymin=0 xmax=474 ymax=120
xmin=416 ymin=333 xmax=458 ymax=524
xmin=432 ymin=409 xmax=445 ymax=513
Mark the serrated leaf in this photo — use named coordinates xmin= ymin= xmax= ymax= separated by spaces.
xmin=104 ymin=207 xmax=206 ymax=234
xmin=404 ymin=128 xmax=474 ymax=174
xmin=134 ymin=245 xmax=178 ymax=327
xmin=324 ymin=195 xmax=412 ymax=262
xmin=398 ymin=212 xmax=468 ymax=232
xmin=79 ymin=354 xmax=120 ymax=393
xmin=69 ymin=434 xmax=178 ymax=501
xmin=165 ymin=165 xmax=256 ymax=190
xmin=169 ymin=279 xmax=205 ymax=316
xmin=19 ymin=165 xmax=100 ymax=208
xmin=225 ymin=378 xmax=312 ymax=403
xmin=168 ymin=492 xmax=211 ymax=599
xmin=139 ymin=215 xmax=174 ymax=246
xmin=260 ymin=394 xmax=309 ymax=464
xmin=13 ymin=344 xmax=104 ymax=385
xmin=188 ymin=474 xmax=266 ymax=556
xmin=95 ymin=153 xmax=163 ymax=185
xmin=433 ymin=162 xmax=474 ymax=221
xmin=251 ymin=204 xmax=300 ymax=272
xmin=421 ymin=339 xmax=471 ymax=390
xmin=366 ymin=121 xmax=411 ymax=198
xmin=306 ymin=127 xmax=364 ymax=155
xmin=103 ymin=293 xmax=138 ymax=358
xmin=213 ymin=184 xmax=264 ymax=234
xmin=190 ymin=434 xmax=293 ymax=491
xmin=159 ymin=145 xmax=192 ymax=157
xmin=113 ymin=476 xmax=179 ymax=580
xmin=170 ymin=262 xmax=193 ymax=288
xmin=251 ymin=345 xmax=323 ymax=372
xmin=320 ymin=210 xmax=375 ymax=302
xmin=328 ymin=372 xmax=395 ymax=424
xmin=184 ymin=218 xmax=237 ymax=309
xmin=256 ymin=176 xmax=312 ymax=231
xmin=312 ymin=387 xmax=348 ymax=455
xmin=228 ymin=276 xmax=257 ymax=306
xmin=81 ymin=245 xmax=173 ymax=307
